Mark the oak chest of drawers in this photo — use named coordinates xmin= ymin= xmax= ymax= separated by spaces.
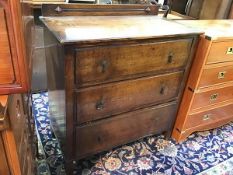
xmin=40 ymin=4 xmax=201 ymax=174
xmin=172 ymin=20 xmax=233 ymax=142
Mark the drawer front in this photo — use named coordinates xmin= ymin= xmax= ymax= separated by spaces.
xmin=184 ymin=103 xmax=233 ymax=130
xmin=191 ymin=85 xmax=233 ymax=111
xmin=198 ymin=64 xmax=233 ymax=88
xmin=75 ymin=39 xmax=192 ymax=86
xmin=76 ymin=71 xmax=183 ymax=124
xmin=207 ymin=41 xmax=233 ymax=64
xmin=0 ymin=7 xmax=15 ymax=85
xmin=76 ymin=102 xmax=177 ymax=158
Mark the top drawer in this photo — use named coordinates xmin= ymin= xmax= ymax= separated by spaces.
xmin=75 ymin=39 xmax=192 ymax=87
xmin=207 ymin=41 xmax=233 ymax=64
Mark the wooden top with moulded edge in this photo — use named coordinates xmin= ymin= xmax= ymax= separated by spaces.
xmin=174 ymin=20 xmax=233 ymax=41
xmin=40 ymin=16 xmax=202 ymax=44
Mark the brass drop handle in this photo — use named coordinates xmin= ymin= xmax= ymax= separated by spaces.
xmin=96 ymin=99 xmax=105 ymax=110
xmin=99 ymin=60 xmax=108 ymax=73
xmin=226 ymin=47 xmax=233 ymax=55
xmin=210 ymin=93 xmax=218 ymax=101
xmin=167 ymin=52 xmax=174 ymax=64
xmin=203 ymin=114 xmax=211 ymax=121
xmin=218 ymin=71 xmax=226 ymax=79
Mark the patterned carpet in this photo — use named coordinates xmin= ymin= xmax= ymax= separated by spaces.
xmin=33 ymin=92 xmax=233 ymax=175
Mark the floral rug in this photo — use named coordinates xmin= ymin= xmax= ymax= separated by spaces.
xmin=33 ymin=92 xmax=233 ymax=175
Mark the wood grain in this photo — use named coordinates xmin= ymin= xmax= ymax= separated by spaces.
xmin=0 ymin=135 xmax=10 ymax=175
xmin=185 ymin=103 xmax=233 ymax=130
xmin=0 ymin=7 xmax=15 ymax=85
xmin=76 ymin=102 xmax=177 ymax=158
xmin=186 ymin=0 xmax=232 ymax=19
xmin=2 ymin=129 xmax=22 ymax=175
xmin=207 ymin=41 xmax=233 ymax=64
xmin=198 ymin=63 xmax=233 ymax=88
xmin=0 ymin=0 xmax=30 ymax=94
xmin=75 ymin=39 xmax=192 ymax=87
xmin=191 ymin=85 xmax=233 ymax=112
xmin=41 ymin=9 xmax=199 ymax=173
xmin=172 ymin=20 xmax=233 ymax=142
xmin=172 ymin=116 xmax=233 ymax=142
xmin=76 ymin=71 xmax=183 ymax=124
xmin=40 ymin=16 xmax=201 ymax=44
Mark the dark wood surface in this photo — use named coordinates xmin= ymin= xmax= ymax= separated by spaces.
xmin=76 ymin=71 xmax=183 ymax=124
xmin=40 ymin=15 xmax=201 ymax=44
xmin=75 ymin=39 xmax=192 ymax=87
xmin=229 ymin=3 xmax=233 ymax=19
xmin=5 ymin=93 xmax=35 ymax=175
xmin=76 ymin=102 xmax=177 ymax=158
xmin=41 ymin=6 xmax=200 ymax=173
xmin=185 ymin=0 xmax=233 ymax=19
xmin=171 ymin=0 xmax=188 ymax=14
xmin=42 ymin=4 xmax=160 ymax=16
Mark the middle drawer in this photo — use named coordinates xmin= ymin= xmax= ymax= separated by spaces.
xmin=190 ymin=85 xmax=233 ymax=112
xmin=198 ymin=64 xmax=233 ymax=88
xmin=75 ymin=39 xmax=192 ymax=87
xmin=76 ymin=71 xmax=183 ymax=124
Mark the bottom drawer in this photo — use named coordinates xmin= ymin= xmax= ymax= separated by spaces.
xmin=184 ymin=103 xmax=233 ymax=130
xmin=76 ymin=101 xmax=177 ymax=158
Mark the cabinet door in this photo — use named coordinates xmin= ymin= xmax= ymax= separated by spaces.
xmin=0 ymin=7 xmax=15 ymax=86
xmin=0 ymin=0 xmax=29 ymax=95
xmin=0 ymin=135 xmax=10 ymax=175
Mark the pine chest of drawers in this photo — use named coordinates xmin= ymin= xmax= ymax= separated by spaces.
xmin=172 ymin=20 xmax=233 ymax=142
xmin=40 ymin=4 xmax=201 ymax=174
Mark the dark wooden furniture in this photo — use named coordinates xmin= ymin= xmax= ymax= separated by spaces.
xmin=185 ymin=0 xmax=233 ymax=19
xmin=41 ymin=4 xmax=201 ymax=174
xmin=172 ymin=20 xmax=233 ymax=142
xmin=171 ymin=0 xmax=188 ymax=14
xmin=229 ymin=3 xmax=233 ymax=19
xmin=0 ymin=94 xmax=36 ymax=175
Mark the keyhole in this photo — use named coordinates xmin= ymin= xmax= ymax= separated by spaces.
xmin=97 ymin=136 xmax=101 ymax=143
